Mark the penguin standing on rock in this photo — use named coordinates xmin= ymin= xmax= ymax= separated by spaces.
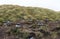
xmin=27 ymin=33 xmax=36 ymax=39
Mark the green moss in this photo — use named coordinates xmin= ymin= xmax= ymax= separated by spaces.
xmin=0 ymin=5 xmax=59 ymax=22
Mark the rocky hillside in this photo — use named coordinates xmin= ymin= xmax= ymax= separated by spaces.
xmin=0 ymin=5 xmax=60 ymax=39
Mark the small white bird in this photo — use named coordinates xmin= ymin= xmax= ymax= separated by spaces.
xmin=30 ymin=37 xmax=35 ymax=39
xmin=15 ymin=23 xmax=21 ymax=27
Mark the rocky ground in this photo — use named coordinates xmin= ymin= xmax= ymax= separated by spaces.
xmin=0 ymin=19 xmax=60 ymax=39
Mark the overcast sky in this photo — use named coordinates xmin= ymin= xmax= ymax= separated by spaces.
xmin=0 ymin=0 xmax=60 ymax=11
